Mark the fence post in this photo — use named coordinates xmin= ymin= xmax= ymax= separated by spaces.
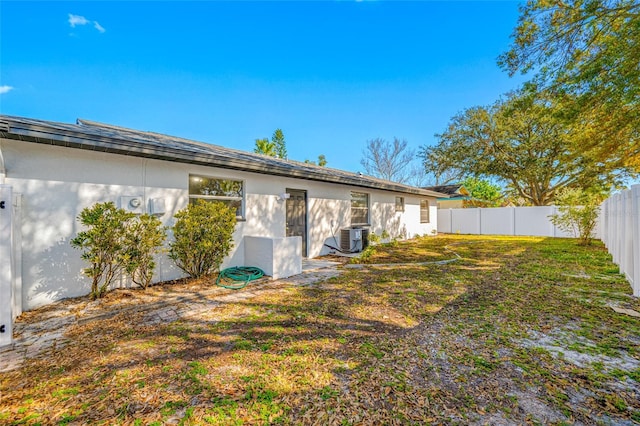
xmin=611 ymin=194 xmax=616 ymax=259
xmin=620 ymin=192 xmax=627 ymax=276
xmin=449 ymin=208 xmax=453 ymax=234
xmin=619 ymin=192 xmax=625 ymax=266
xmin=604 ymin=198 xmax=609 ymax=247
xmin=613 ymin=193 xmax=620 ymax=264
xmin=624 ymin=191 xmax=633 ymax=281
xmin=600 ymin=199 xmax=607 ymax=246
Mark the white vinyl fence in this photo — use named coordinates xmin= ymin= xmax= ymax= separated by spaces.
xmin=438 ymin=206 xmax=574 ymax=238
xmin=600 ymin=186 xmax=640 ymax=297
xmin=438 ymin=198 xmax=639 ymax=298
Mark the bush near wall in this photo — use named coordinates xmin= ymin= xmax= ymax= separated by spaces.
xmin=550 ymin=188 xmax=603 ymax=246
xmin=169 ymin=200 xmax=237 ymax=278
xmin=71 ymin=202 xmax=167 ymax=298
xmin=123 ymin=214 xmax=167 ymax=289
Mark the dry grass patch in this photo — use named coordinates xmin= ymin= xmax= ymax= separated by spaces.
xmin=1 ymin=235 xmax=639 ymax=425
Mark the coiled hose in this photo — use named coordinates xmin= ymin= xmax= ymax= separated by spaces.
xmin=216 ymin=266 xmax=265 ymax=290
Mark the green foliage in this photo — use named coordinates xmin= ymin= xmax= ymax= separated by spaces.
xmin=169 ymin=200 xmax=236 ymax=278
xmin=254 ymin=129 xmax=287 ymax=159
xmin=550 ymin=188 xmax=604 ymax=245
xmin=72 ymin=203 xmax=167 ymax=297
xmin=421 ymin=89 xmax=626 ymax=205
xmin=368 ymin=233 xmax=381 ymax=245
xmin=272 ymin=128 xmax=287 ymax=159
xmin=460 ymin=177 xmax=503 ymax=207
xmin=71 ymin=202 xmax=135 ymax=299
xmin=499 ymin=0 xmax=640 ymax=171
xmin=354 ymin=244 xmax=376 ymax=263
xmin=123 ymin=214 xmax=167 ymax=289
xmin=304 ymin=154 xmax=328 ymax=166
xmin=254 ymin=138 xmax=276 ymax=157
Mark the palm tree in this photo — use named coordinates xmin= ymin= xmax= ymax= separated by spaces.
xmin=254 ymin=138 xmax=277 ymax=157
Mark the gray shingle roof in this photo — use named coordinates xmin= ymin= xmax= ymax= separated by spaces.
xmin=0 ymin=115 xmax=445 ymax=197
xmin=422 ymin=184 xmax=468 ymax=198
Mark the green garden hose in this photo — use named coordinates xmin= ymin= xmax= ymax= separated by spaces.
xmin=216 ymin=266 xmax=265 ymax=290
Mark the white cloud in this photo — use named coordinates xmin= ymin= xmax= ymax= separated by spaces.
xmin=0 ymin=86 xmax=13 ymax=95
xmin=68 ymin=14 xmax=89 ymax=27
xmin=68 ymin=14 xmax=105 ymax=33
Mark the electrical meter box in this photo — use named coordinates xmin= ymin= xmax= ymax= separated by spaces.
xmin=119 ymin=196 xmax=144 ymax=214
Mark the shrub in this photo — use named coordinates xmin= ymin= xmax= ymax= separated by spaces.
xmin=123 ymin=214 xmax=167 ymax=289
xmin=71 ymin=202 xmax=135 ymax=299
xmin=368 ymin=233 xmax=381 ymax=245
xmin=550 ymin=188 xmax=604 ymax=246
xmin=169 ymin=200 xmax=237 ymax=278
xmin=352 ymin=244 xmax=376 ymax=264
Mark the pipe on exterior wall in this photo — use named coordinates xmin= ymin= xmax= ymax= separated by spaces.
xmin=142 ymin=158 xmax=147 ymax=212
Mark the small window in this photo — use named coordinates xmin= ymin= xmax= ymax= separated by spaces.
xmin=351 ymin=191 xmax=369 ymax=225
xmin=395 ymin=196 xmax=405 ymax=212
xmin=420 ymin=199 xmax=430 ymax=223
xmin=189 ymin=175 xmax=244 ymax=218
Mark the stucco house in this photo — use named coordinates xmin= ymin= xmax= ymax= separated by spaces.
xmin=0 ymin=115 xmax=443 ymax=321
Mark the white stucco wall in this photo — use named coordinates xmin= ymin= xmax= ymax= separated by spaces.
xmin=1 ymin=138 xmax=437 ymax=310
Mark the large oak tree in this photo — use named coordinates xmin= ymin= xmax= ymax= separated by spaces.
xmin=499 ymin=0 xmax=640 ymax=169
xmin=421 ymin=90 xmax=629 ymax=206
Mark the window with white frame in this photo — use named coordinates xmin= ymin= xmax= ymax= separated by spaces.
xmin=395 ymin=196 xmax=405 ymax=212
xmin=420 ymin=199 xmax=430 ymax=223
xmin=351 ymin=191 xmax=369 ymax=225
xmin=189 ymin=175 xmax=244 ymax=219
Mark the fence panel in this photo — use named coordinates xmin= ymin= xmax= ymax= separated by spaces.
xmin=438 ymin=206 xmax=570 ymax=238
xmin=479 ymin=207 xmax=514 ymax=235
xmin=514 ymin=206 xmax=554 ymax=236
xmin=600 ymin=186 xmax=640 ymax=297
xmin=438 ymin=208 xmax=453 ymax=234
xmin=450 ymin=208 xmax=480 ymax=235
xmin=633 ymin=186 xmax=640 ymax=298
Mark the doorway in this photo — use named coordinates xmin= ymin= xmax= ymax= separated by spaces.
xmin=285 ymin=189 xmax=307 ymax=257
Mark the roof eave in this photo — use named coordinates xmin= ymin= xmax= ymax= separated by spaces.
xmin=0 ymin=118 xmax=443 ymax=198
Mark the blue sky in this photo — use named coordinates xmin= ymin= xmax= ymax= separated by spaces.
xmin=0 ymin=1 xmax=527 ymax=179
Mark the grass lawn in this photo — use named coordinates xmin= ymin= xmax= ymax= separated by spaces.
xmin=1 ymin=235 xmax=639 ymax=425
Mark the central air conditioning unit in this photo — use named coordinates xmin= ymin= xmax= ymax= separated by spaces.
xmin=340 ymin=227 xmax=370 ymax=253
